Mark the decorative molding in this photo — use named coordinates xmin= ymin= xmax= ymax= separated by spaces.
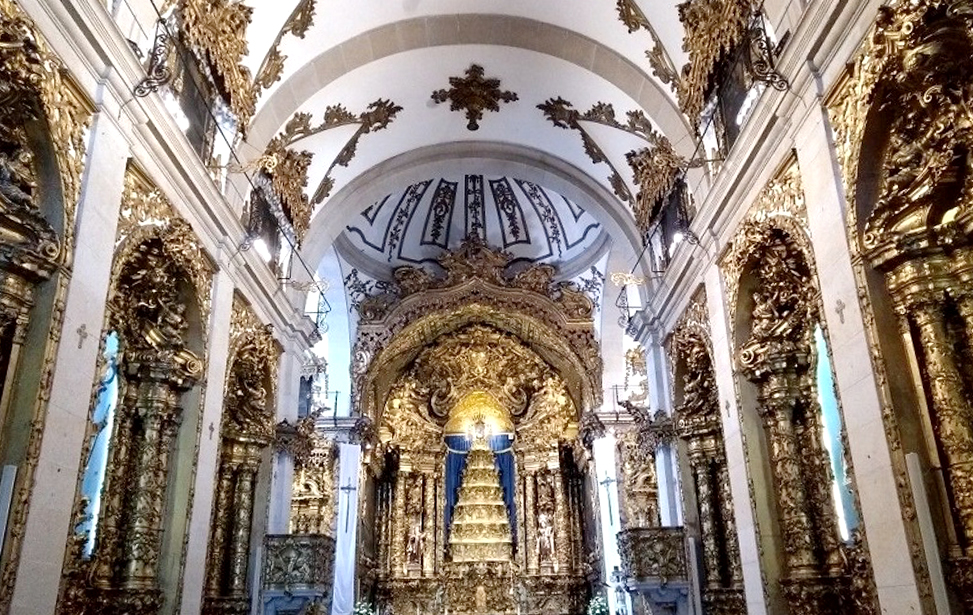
xmin=252 ymin=0 xmax=316 ymax=96
xmin=432 ymin=64 xmax=518 ymax=131
xmin=254 ymin=100 xmax=402 ymax=242
xmin=614 ymin=0 xmax=680 ymax=87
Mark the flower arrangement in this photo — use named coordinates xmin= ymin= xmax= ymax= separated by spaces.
xmin=586 ymin=594 xmax=610 ymax=615
xmin=353 ymin=601 xmax=377 ymax=615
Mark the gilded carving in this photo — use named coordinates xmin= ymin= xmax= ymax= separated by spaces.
xmin=721 ymin=159 xmax=877 ymax=614
xmin=828 ymin=2 xmax=973 ymax=606
xmin=616 ymin=429 xmax=659 ymax=529
xmin=62 ymin=167 xmax=212 ymax=613
xmin=0 ymin=14 xmax=90 ymax=604
xmin=353 ymin=239 xmax=602 ymax=420
xmin=290 ymin=436 xmax=338 ymax=535
xmin=676 ymin=0 xmax=754 ymax=123
xmin=176 ymin=0 xmax=256 ymax=130
xmin=431 ymin=64 xmax=518 ymax=131
xmin=668 ymin=288 xmax=746 ymax=613
xmin=256 ymin=100 xmax=402 ymax=242
xmin=617 ymin=527 xmax=688 ymax=584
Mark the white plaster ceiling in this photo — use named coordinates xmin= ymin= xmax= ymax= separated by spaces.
xmin=224 ymin=0 xmax=697 ymax=281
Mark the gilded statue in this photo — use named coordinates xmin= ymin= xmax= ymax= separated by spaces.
xmin=537 ymin=512 xmax=556 ymax=563
xmin=0 ymin=148 xmax=35 ymax=208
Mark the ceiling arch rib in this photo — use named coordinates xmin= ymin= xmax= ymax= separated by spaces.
xmin=244 ymin=14 xmax=693 ymax=154
xmin=241 ymin=3 xmax=688 ymax=119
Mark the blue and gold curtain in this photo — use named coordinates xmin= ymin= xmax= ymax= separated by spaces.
xmin=444 ymin=434 xmax=516 ymax=543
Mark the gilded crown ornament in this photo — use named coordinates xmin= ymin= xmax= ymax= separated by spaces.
xmin=432 ymin=64 xmax=518 ymax=130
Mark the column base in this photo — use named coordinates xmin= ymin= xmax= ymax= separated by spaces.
xmin=780 ymin=574 xmax=845 ymax=615
xmin=948 ymin=555 xmax=973 ymax=611
xmin=201 ymin=594 xmax=250 ymax=615
xmin=702 ymin=586 xmax=746 ymax=615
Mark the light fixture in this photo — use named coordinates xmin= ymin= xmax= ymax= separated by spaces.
xmin=251 ymin=237 xmax=273 ymax=263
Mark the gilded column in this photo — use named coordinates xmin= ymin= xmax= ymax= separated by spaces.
xmin=910 ymin=300 xmax=973 ymax=547
xmin=423 ymin=473 xmax=435 ymax=576
xmin=688 ymin=445 xmax=720 ymax=590
xmin=229 ymin=458 xmax=259 ymax=594
xmin=393 ymin=472 xmax=407 ymax=573
xmin=92 ymin=392 xmax=136 ymax=585
xmin=435 ymin=470 xmax=445 ymax=573
xmin=717 ymin=462 xmax=743 ymax=586
xmin=525 ymin=472 xmax=537 ymax=574
xmin=761 ymin=396 xmax=816 ymax=574
xmin=205 ymin=463 xmax=236 ymax=593
xmin=552 ymin=469 xmax=569 ymax=574
xmin=516 ymin=471 xmax=527 ymax=570
xmin=122 ymin=377 xmax=183 ymax=591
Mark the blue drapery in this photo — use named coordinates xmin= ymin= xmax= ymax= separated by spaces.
xmin=444 ymin=434 xmax=516 ymax=543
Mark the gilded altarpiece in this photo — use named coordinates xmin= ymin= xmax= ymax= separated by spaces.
xmin=0 ymin=1 xmax=90 ymax=610
xmin=829 ymin=0 xmax=973 ymax=608
xmin=668 ymin=289 xmax=745 ymax=615
xmin=721 ymin=159 xmax=876 ymax=614
xmin=61 ymin=167 xmax=213 ymax=615
xmin=353 ymin=241 xmax=602 ymax=615
xmin=202 ymin=295 xmax=281 ymax=615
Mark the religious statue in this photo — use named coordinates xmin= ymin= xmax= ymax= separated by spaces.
xmin=406 ymin=518 xmax=424 ymax=565
xmin=0 ymin=148 xmax=36 ymax=208
xmin=537 ymin=512 xmax=555 ymax=564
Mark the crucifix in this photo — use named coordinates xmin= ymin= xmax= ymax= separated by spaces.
xmin=340 ymin=478 xmax=357 ymax=532
xmin=600 ymin=473 xmax=617 ymax=526
xmin=835 ymin=299 xmax=846 ymax=324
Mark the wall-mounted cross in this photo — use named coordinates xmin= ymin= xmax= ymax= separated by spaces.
xmin=600 ymin=473 xmax=617 ymax=526
xmin=835 ymin=299 xmax=846 ymax=324
xmin=340 ymin=478 xmax=357 ymax=532
xmin=76 ymin=324 xmax=88 ymax=349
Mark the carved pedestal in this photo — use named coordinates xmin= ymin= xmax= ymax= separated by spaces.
xmin=261 ymin=534 xmax=336 ymax=615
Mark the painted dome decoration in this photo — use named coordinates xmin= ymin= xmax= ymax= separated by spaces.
xmin=340 ymin=175 xmax=604 ymax=277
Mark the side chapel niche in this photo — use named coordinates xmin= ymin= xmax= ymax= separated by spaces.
xmin=62 ymin=169 xmax=212 ymax=615
xmin=830 ymin=0 xmax=973 ymax=608
xmin=669 ymin=289 xmax=744 ymax=615
xmin=0 ymin=0 xmax=88 ymax=604
xmin=352 ymin=240 xmax=603 ymax=615
xmin=723 ymin=160 xmax=874 ymax=615
xmin=203 ymin=296 xmax=281 ymax=614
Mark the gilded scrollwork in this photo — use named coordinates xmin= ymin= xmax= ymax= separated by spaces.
xmin=616 ymin=429 xmax=660 ymax=530
xmin=354 ymin=239 xmax=602 ymax=421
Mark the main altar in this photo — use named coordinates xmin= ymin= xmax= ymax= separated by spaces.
xmin=349 ymin=240 xmax=605 ymax=615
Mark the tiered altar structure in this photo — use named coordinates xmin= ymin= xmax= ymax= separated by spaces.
xmin=352 ymin=240 xmax=604 ymax=615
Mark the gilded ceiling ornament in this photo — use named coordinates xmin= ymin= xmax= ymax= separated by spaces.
xmin=176 ymin=0 xmax=257 ymax=131
xmin=676 ymin=0 xmax=755 ymax=123
xmin=431 ymin=64 xmax=519 ymax=131
xmin=256 ymin=100 xmax=402 ymax=242
xmin=538 ymin=96 xmax=698 ymax=225
xmin=252 ymin=0 xmax=316 ymax=95
xmin=614 ymin=0 xmax=680 ymax=86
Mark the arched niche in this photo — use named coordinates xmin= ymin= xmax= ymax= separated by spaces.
xmin=61 ymin=167 xmax=214 ymax=615
xmin=0 ymin=2 xmax=90 ymax=604
xmin=829 ymin=2 xmax=973 ymax=605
